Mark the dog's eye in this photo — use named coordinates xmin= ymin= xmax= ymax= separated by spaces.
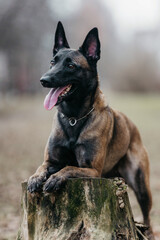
xmin=67 ymin=64 xmax=75 ymax=69
xmin=50 ymin=60 xmax=55 ymax=68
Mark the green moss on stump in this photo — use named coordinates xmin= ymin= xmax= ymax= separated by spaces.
xmin=17 ymin=178 xmax=138 ymax=240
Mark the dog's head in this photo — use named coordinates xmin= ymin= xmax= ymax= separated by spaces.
xmin=40 ymin=22 xmax=101 ymax=110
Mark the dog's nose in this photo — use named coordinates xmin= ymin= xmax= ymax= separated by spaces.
xmin=40 ymin=76 xmax=52 ymax=88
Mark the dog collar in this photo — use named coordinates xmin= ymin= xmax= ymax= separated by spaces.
xmin=61 ymin=107 xmax=94 ymax=127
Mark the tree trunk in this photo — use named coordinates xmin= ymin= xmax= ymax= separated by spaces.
xmin=17 ymin=178 xmax=139 ymax=240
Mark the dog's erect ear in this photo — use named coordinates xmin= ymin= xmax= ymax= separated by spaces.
xmin=79 ymin=28 xmax=100 ymax=62
xmin=53 ymin=22 xmax=70 ymax=55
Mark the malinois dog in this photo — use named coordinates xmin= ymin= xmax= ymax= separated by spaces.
xmin=28 ymin=22 xmax=153 ymax=238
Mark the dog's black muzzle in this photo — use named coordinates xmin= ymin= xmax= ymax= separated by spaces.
xmin=40 ymin=75 xmax=53 ymax=88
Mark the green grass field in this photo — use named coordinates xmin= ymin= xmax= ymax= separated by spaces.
xmin=0 ymin=92 xmax=160 ymax=239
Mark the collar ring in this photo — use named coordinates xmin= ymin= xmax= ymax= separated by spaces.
xmin=69 ymin=118 xmax=77 ymax=126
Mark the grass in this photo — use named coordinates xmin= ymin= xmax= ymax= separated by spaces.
xmin=0 ymin=91 xmax=160 ymax=239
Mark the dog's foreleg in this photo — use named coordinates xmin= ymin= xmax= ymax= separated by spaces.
xmin=43 ymin=166 xmax=101 ymax=192
xmin=43 ymin=142 xmax=105 ymax=192
xmin=28 ymin=143 xmax=55 ymax=193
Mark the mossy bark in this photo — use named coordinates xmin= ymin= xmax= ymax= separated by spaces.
xmin=17 ymin=178 xmax=139 ymax=240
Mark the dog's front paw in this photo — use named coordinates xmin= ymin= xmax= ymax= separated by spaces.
xmin=28 ymin=173 xmax=47 ymax=193
xmin=43 ymin=174 xmax=67 ymax=193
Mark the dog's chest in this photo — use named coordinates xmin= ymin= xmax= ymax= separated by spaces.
xmin=49 ymin=121 xmax=96 ymax=168
xmin=60 ymin=116 xmax=88 ymax=144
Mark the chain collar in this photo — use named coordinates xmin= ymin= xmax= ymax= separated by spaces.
xmin=61 ymin=107 xmax=95 ymax=127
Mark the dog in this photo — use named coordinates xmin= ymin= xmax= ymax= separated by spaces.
xmin=28 ymin=22 xmax=153 ymax=238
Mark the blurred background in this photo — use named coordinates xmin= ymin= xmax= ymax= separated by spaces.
xmin=0 ymin=0 xmax=160 ymax=239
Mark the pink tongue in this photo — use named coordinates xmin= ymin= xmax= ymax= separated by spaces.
xmin=44 ymin=86 xmax=69 ymax=110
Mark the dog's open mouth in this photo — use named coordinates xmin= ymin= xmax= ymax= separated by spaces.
xmin=44 ymin=84 xmax=73 ymax=110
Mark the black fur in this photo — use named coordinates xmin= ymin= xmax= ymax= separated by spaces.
xmin=79 ymin=27 xmax=101 ymax=63
xmin=53 ymin=21 xmax=70 ymax=55
xmin=40 ymin=21 xmax=100 ymax=118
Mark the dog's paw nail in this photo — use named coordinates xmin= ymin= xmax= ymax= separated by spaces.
xmin=43 ymin=183 xmax=50 ymax=192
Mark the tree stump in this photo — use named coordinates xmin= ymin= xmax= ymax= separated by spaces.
xmin=17 ymin=178 xmax=139 ymax=240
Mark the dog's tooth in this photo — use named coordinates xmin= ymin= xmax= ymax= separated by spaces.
xmin=59 ymin=85 xmax=72 ymax=97
xmin=66 ymin=85 xmax=71 ymax=91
